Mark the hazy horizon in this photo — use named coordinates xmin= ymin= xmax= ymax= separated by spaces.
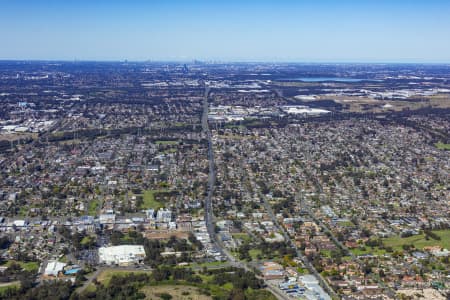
xmin=1 ymin=59 xmax=450 ymax=64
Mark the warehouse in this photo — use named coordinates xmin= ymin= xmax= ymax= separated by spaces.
xmin=44 ymin=260 xmax=66 ymax=277
xmin=98 ymin=245 xmax=146 ymax=266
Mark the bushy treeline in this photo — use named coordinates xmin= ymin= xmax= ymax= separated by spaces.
xmin=79 ymin=273 xmax=149 ymax=300
xmin=0 ymin=280 xmax=74 ymax=300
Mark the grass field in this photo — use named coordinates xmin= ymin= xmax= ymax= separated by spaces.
xmin=141 ymin=285 xmax=212 ymax=300
xmin=88 ymin=200 xmax=100 ymax=216
xmin=187 ymin=261 xmax=229 ymax=269
xmin=249 ymin=249 xmax=262 ymax=260
xmin=0 ymin=281 xmax=20 ymax=296
xmin=155 ymin=140 xmax=179 ymax=145
xmin=350 ymin=247 xmax=386 ymax=256
xmin=1 ymin=260 xmax=40 ymax=272
xmin=231 ymin=233 xmax=252 ymax=243
xmin=83 ymin=283 xmax=97 ymax=293
xmin=203 ymin=281 xmax=234 ymax=298
xmin=383 ymin=230 xmax=450 ymax=250
xmin=218 ymin=134 xmax=257 ymax=140
xmin=81 ymin=235 xmax=96 ymax=247
xmin=435 ymin=142 xmax=450 ymax=150
xmin=18 ymin=206 xmax=28 ymax=217
xmin=337 ymin=220 xmax=355 ymax=227
xmin=246 ymin=289 xmax=277 ymax=300
xmin=141 ymin=190 xmax=165 ymax=210
xmin=96 ymin=269 xmax=151 ymax=286
xmin=140 ymin=274 xmax=232 ymax=299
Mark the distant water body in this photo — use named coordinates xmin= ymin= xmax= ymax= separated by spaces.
xmin=287 ymin=77 xmax=370 ymax=82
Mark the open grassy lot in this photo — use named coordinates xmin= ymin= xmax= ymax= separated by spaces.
xmin=83 ymin=283 xmax=97 ymax=293
xmin=1 ymin=260 xmax=40 ymax=272
xmin=249 ymin=249 xmax=262 ymax=260
xmin=155 ymin=140 xmax=179 ymax=145
xmin=94 ymin=269 xmax=232 ymax=299
xmin=435 ymin=142 xmax=450 ymax=150
xmin=81 ymin=235 xmax=96 ymax=247
xmin=88 ymin=199 xmax=100 ymax=215
xmin=337 ymin=220 xmax=355 ymax=227
xmin=383 ymin=230 xmax=450 ymax=250
xmin=96 ymin=269 xmax=151 ymax=286
xmin=231 ymin=233 xmax=252 ymax=243
xmin=141 ymin=190 xmax=165 ymax=209
xmin=187 ymin=261 xmax=229 ymax=269
xmin=350 ymin=247 xmax=386 ymax=256
xmin=0 ymin=281 xmax=20 ymax=296
xmin=86 ymin=267 xmax=276 ymax=300
xmin=18 ymin=206 xmax=28 ymax=217
xmin=320 ymin=250 xmax=331 ymax=258
xmin=142 ymin=285 xmax=212 ymax=300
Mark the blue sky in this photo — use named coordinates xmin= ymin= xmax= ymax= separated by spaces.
xmin=1 ymin=0 xmax=450 ymax=62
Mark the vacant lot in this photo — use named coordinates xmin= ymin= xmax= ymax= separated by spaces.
xmin=141 ymin=190 xmax=166 ymax=209
xmin=96 ymin=269 xmax=151 ymax=286
xmin=350 ymin=247 xmax=386 ymax=256
xmin=435 ymin=142 xmax=450 ymax=150
xmin=155 ymin=140 xmax=179 ymax=145
xmin=141 ymin=285 xmax=212 ymax=300
xmin=88 ymin=199 xmax=100 ymax=215
xmin=0 ymin=281 xmax=20 ymax=297
xmin=1 ymin=260 xmax=40 ymax=272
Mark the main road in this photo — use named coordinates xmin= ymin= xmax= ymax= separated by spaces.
xmin=201 ymin=85 xmax=218 ymax=252
xmin=201 ymin=84 xmax=291 ymax=300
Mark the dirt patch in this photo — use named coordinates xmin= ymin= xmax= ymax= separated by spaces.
xmin=142 ymin=285 xmax=212 ymax=300
xmin=144 ymin=230 xmax=189 ymax=240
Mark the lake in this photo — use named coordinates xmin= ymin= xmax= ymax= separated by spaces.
xmin=286 ymin=77 xmax=370 ymax=82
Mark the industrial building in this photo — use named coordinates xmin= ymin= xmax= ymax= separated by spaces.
xmin=98 ymin=245 xmax=146 ymax=266
xmin=44 ymin=260 xmax=66 ymax=277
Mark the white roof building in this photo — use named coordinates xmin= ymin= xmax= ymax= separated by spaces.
xmin=13 ymin=220 xmax=27 ymax=227
xmin=156 ymin=209 xmax=172 ymax=223
xmin=44 ymin=260 xmax=66 ymax=277
xmin=99 ymin=245 xmax=146 ymax=266
xmin=146 ymin=209 xmax=156 ymax=220
xmin=281 ymin=105 xmax=330 ymax=115
xmin=431 ymin=248 xmax=450 ymax=257
xmin=99 ymin=214 xmax=116 ymax=224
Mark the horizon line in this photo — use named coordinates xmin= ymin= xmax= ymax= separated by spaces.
xmin=1 ymin=58 xmax=450 ymax=65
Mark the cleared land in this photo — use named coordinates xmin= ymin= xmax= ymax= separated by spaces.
xmin=141 ymin=285 xmax=212 ymax=300
xmin=96 ymin=269 xmax=151 ymax=286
